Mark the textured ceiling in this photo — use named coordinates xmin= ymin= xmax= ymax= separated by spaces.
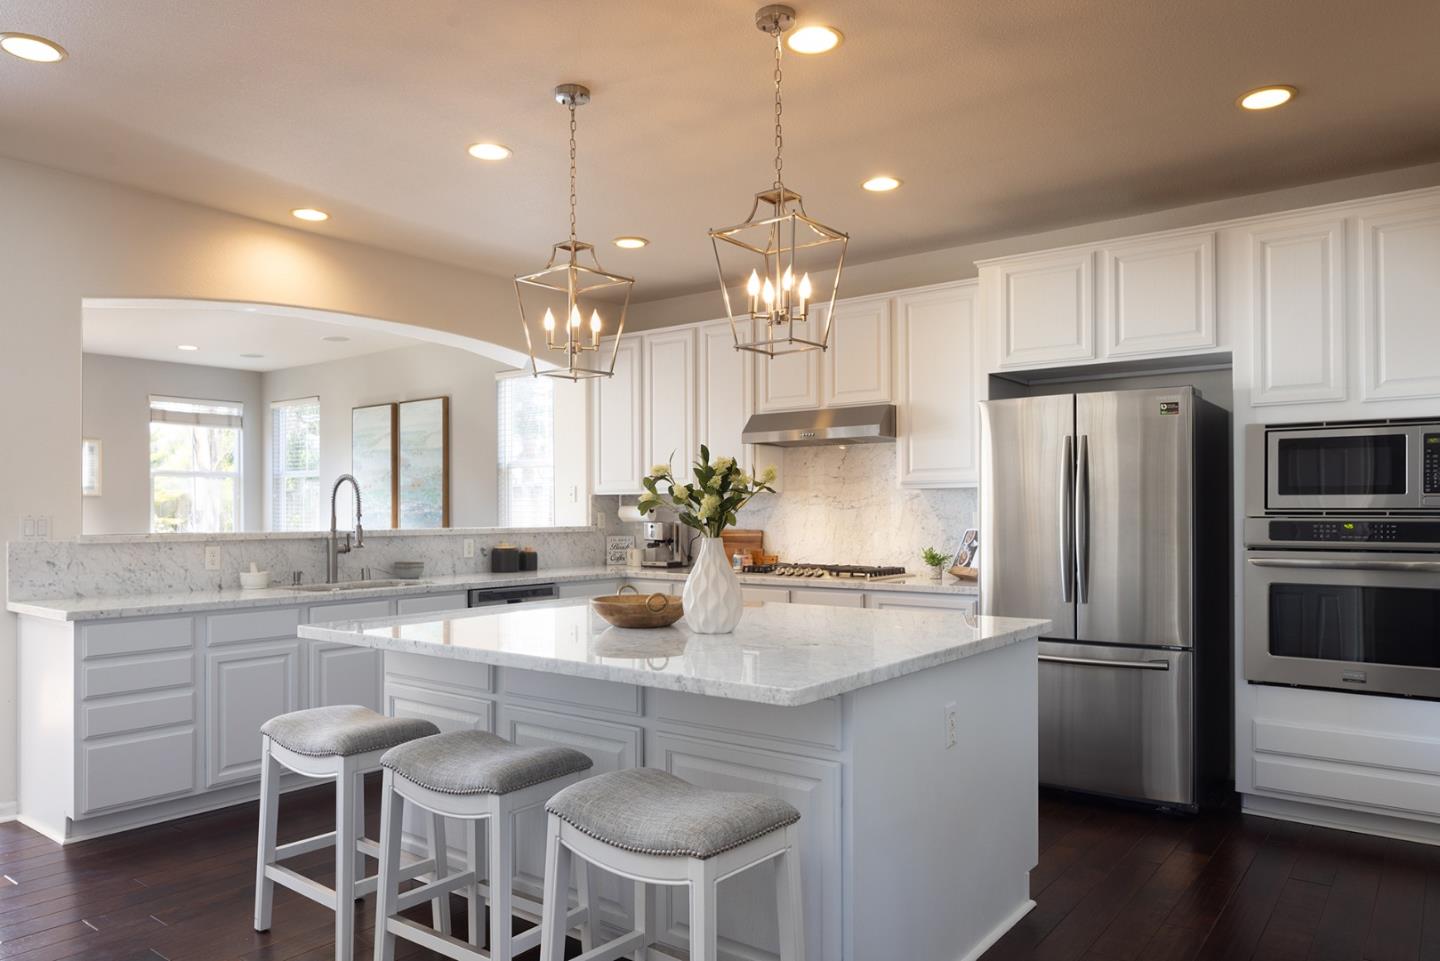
xmin=4 ymin=0 xmax=1440 ymax=301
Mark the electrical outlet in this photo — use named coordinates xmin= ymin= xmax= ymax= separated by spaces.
xmin=20 ymin=515 xmax=36 ymax=539
xmin=463 ymin=539 xmax=475 ymax=559
xmin=944 ymin=701 xmax=958 ymax=749
xmin=204 ymin=545 xmax=221 ymax=571
xmin=35 ymin=516 xmax=50 ymax=539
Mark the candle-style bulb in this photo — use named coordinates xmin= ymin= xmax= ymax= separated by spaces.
xmin=782 ymin=265 xmax=794 ymax=291
xmin=542 ymin=308 xmax=556 ymax=332
xmin=590 ymin=310 xmax=602 ymax=334
xmin=762 ymin=277 xmax=775 ymax=307
xmin=569 ymin=304 xmax=581 ymax=328
xmin=746 ymin=270 xmax=761 ymax=297
xmin=798 ymin=273 xmax=813 ymax=301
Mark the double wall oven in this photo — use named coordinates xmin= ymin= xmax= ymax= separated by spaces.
xmin=1245 ymin=420 xmax=1440 ymax=699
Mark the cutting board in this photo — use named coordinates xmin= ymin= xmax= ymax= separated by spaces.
xmin=721 ymin=529 xmax=765 ymax=562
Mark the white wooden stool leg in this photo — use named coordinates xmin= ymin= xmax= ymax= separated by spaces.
xmin=688 ymin=861 xmax=718 ymax=961
xmin=488 ymin=803 xmax=515 ymax=961
xmin=576 ymin=858 xmax=595 ymax=952
xmin=374 ymin=771 xmax=403 ymax=961
xmin=538 ymin=815 xmax=572 ymax=961
xmin=351 ymin=767 xmax=367 ymax=902
xmin=775 ymin=825 xmax=805 ymax=961
xmin=253 ymin=736 xmax=280 ymax=932
xmin=465 ymin=818 xmax=483 ymax=947
xmin=334 ymin=758 xmax=358 ymax=961
xmin=430 ymin=813 xmax=452 ymax=936
xmin=632 ymin=880 xmax=654 ymax=961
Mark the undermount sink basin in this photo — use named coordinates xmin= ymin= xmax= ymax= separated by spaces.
xmin=287 ymin=579 xmax=427 ymax=593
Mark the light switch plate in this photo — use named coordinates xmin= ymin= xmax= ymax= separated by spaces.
xmin=204 ymin=545 xmax=221 ymax=571
xmin=463 ymin=539 xmax=475 ymax=558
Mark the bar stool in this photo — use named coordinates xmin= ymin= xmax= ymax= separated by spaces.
xmin=538 ymin=768 xmax=805 ymax=961
xmin=253 ymin=705 xmax=444 ymax=961
xmin=373 ymin=729 xmax=596 ymax=961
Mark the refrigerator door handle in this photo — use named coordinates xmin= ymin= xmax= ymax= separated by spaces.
xmin=1076 ymin=434 xmax=1090 ymax=604
xmin=1060 ymin=435 xmax=1075 ymax=602
xmin=1039 ymin=653 xmax=1172 ymax=671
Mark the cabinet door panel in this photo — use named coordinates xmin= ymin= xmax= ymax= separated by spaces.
xmin=897 ymin=283 xmax=979 ymax=486
xmin=81 ymin=728 xmax=196 ymax=814
xmin=644 ymin=328 xmax=698 ymax=470
xmin=822 ymin=299 xmax=892 ymax=406
xmin=756 ymin=310 xmax=823 ymax=412
xmin=593 ymin=337 xmax=645 ymax=493
xmin=395 ymin=592 xmax=469 ymax=616
xmin=990 ymin=251 xmax=1095 ymax=368
xmin=1249 ymin=218 xmax=1347 ymax=405
xmin=789 ymin=588 xmax=865 ymax=608
xmin=649 ymin=732 xmax=841 ymax=961
xmin=1361 ymin=203 xmax=1440 ymax=400
xmin=308 ymin=644 xmax=382 ymax=711
xmin=206 ymin=642 xmax=300 ymax=787
xmin=698 ymin=319 xmax=754 ymax=461
xmin=1102 ymin=231 xmax=1216 ymax=356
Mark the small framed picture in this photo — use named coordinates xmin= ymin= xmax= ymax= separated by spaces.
xmin=952 ymin=529 xmax=979 ymax=569
xmin=606 ymin=535 xmax=635 ymax=567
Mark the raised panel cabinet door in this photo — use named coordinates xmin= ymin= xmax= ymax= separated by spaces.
xmin=1360 ymin=202 xmax=1440 ymax=401
xmin=822 ymin=298 xmax=892 ymax=407
xmin=643 ymin=327 xmax=698 ymax=470
xmin=1102 ymin=230 xmax=1217 ymax=356
xmin=896 ymin=283 xmax=979 ymax=487
xmin=1247 ymin=217 xmax=1347 ymax=405
xmin=206 ymin=642 xmax=300 ymax=788
xmin=592 ymin=336 xmax=645 ymax=493
xmin=698 ymin=319 xmax=754 ymax=462
xmin=80 ymin=727 xmax=197 ymax=815
xmin=988 ymin=250 xmax=1095 ymax=368
xmin=308 ymin=644 xmax=383 ymax=711
xmin=648 ymin=732 xmax=841 ymax=961
xmin=755 ymin=306 xmax=824 ymax=412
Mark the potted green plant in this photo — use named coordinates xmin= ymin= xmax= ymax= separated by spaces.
xmin=921 ymin=546 xmax=949 ymax=582
xmin=638 ymin=447 xmax=777 ymax=633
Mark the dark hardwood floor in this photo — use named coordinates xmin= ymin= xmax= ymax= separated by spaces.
xmin=1 ymin=781 xmax=1437 ymax=961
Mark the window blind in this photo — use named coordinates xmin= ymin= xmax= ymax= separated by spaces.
xmin=271 ymin=397 xmax=321 ymax=531
xmin=497 ymin=373 xmax=555 ymax=527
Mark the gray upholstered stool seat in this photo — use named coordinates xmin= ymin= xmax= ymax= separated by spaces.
xmin=546 ymin=767 xmax=800 ymax=859
xmin=381 ymin=729 xmax=593 ymax=795
xmin=259 ymin=705 xmax=438 ymax=758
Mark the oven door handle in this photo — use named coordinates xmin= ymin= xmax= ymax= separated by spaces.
xmin=1247 ymin=557 xmax=1440 ymax=573
xmin=1039 ymin=654 xmax=1171 ymax=671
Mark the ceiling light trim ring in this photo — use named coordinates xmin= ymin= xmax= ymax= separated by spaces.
xmin=0 ymin=32 xmax=67 ymax=62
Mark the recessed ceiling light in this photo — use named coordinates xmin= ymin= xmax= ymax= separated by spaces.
xmin=467 ymin=142 xmax=513 ymax=161
xmin=1238 ymin=85 xmax=1296 ymax=110
xmin=322 ymin=335 xmax=350 ymax=343
xmin=613 ymin=236 xmax=649 ymax=249
xmin=787 ymin=25 xmax=842 ymax=54
xmin=291 ymin=208 xmax=329 ymax=222
xmin=862 ymin=176 xmax=901 ymax=192
xmin=0 ymin=33 xmax=67 ymax=62
xmin=177 ymin=344 xmax=199 ymax=352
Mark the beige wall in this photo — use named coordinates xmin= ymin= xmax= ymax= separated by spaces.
xmin=0 ymin=155 xmax=528 ymax=812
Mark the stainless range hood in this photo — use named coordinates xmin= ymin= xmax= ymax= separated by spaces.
xmin=741 ymin=404 xmax=896 ymax=448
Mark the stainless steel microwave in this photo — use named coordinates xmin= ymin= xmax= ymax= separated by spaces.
xmin=1246 ymin=421 xmax=1440 ymax=514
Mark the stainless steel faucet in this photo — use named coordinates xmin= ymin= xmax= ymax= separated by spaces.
xmin=327 ymin=474 xmax=364 ymax=583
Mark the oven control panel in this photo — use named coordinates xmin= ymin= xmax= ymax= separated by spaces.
xmin=1269 ymin=519 xmax=1440 ymax=543
xmin=1427 ymin=433 xmax=1440 ymax=495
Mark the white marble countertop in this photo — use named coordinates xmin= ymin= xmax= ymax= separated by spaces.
xmin=6 ymin=565 xmax=979 ymax=622
xmin=299 ymin=598 xmax=1047 ymax=706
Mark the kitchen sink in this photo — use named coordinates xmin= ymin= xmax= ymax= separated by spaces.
xmin=286 ymin=579 xmax=427 ymax=593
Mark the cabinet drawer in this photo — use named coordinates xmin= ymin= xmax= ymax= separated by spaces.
xmin=620 ymin=579 xmax=678 ymax=596
xmin=309 ymin=599 xmax=392 ymax=622
xmin=743 ymin=586 xmax=790 ymax=604
xmin=80 ymin=727 xmax=196 ymax=814
xmin=83 ymin=689 xmax=195 ymax=739
xmin=207 ymin=607 xmax=300 ymax=646
xmin=386 ymin=650 xmax=494 ymax=693
xmin=83 ymin=651 xmax=193 ymax=699
xmin=651 ymin=689 xmax=842 ymax=752
xmin=865 ymin=592 xmax=977 ymax=613
xmin=503 ymin=667 xmax=642 ymax=716
xmin=395 ymin=593 xmax=469 ymax=616
xmin=789 ymin=588 xmax=866 ymax=608
xmin=1254 ymin=755 xmax=1440 ymax=819
xmin=81 ymin=616 xmax=193 ymax=659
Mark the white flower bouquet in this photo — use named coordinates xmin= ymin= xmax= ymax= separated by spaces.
xmin=637 ymin=446 xmax=777 ymax=537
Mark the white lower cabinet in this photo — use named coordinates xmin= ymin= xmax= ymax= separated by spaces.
xmin=789 ymin=588 xmax=865 ymax=608
xmin=306 ymin=599 xmax=388 ymax=711
xmin=206 ymin=641 xmax=301 ymax=788
xmin=865 ymin=592 xmax=977 ymax=613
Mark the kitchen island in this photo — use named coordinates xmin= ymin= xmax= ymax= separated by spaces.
xmin=301 ymin=598 xmax=1049 ymax=961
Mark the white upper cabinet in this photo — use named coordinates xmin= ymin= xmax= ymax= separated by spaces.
xmin=1101 ymin=230 xmax=1217 ymax=357
xmin=592 ymin=336 xmax=644 ymax=494
xmin=1360 ymin=199 xmax=1440 ymax=402
xmin=822 ymin=297 xmax=893 ymax=407
xmin=756 ymin=307 xmax=825 ymax=412
xmin=985 ymin=248 xmax=1096 ymax=369
xmin=896 ymin=282 xmax=980 ymax=487
xmin=1244 ymin=215 xmax=1348 ymax=406
xmin=642 ymin=327 xmax=697 ymax=471
xmin=697 ymin=319 xmax=753 ymax=462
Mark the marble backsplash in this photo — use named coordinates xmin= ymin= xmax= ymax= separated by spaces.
xmin=596 ymin=444 xmax=977 ymax=570
xmin=6 ymin=528 xmax=605 ymax=600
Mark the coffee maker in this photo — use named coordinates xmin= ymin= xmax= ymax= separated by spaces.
xmin=641 ymin=516 xmax=692 ymax=568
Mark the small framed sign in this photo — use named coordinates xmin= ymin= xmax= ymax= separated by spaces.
xmin=951 ymin=529 xmax=979 ymax=569
xmin=606 ymin=535 xmax=635 ymax=567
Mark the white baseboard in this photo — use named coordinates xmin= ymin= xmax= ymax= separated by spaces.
xmin=0 ymin=800 xmax=17 ymax=823
xmin=1243 ymin=792 xmax=1440 ymax=846
xmin=956 ymin=898 xmax=1036 ymax=961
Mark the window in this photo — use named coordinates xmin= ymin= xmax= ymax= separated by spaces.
xmin=149 ymin=396 xmax=243 ymax=533
xmin=81 ymin=438 xmax=102 ymax=496
xmin=271 ymin=397 xmax=321 ymax=531
xmin=497 ymin=373 xmax=554 ymax=526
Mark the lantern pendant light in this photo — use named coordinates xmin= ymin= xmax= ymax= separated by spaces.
xmin=514 ymin=84 xmax=635 ymax=380
xmin=709 ymin=5 xmax=848 ymax=358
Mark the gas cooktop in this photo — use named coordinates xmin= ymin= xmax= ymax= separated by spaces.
xmin=741 ymin=562 xmax=910 ymax=581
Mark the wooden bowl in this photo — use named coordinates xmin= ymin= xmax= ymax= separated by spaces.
xmin=591 ymin=593 xmax=685 ymax=629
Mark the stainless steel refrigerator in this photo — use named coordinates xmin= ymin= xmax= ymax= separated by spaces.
xmin=979 ymin=386 xmax=1230 ymax=810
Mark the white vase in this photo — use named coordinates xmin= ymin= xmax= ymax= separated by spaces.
xmin=683 ymin=536 xmax=744 ymax=634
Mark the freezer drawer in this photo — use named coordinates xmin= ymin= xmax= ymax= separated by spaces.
xmin=1038 ymin=641 xmax=1194 ymax=806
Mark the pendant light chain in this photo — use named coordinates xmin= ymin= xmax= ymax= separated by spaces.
xmin=568 ymin=101 xmax=579 ymax=247
xmin=772 ymin=29 xmax=784 ymax=190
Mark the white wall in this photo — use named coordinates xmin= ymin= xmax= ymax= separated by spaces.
xmin=81 ymin=354 xmax=266 ymax=534
xmin=260 ymin=344 xmax=513 ymax=529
